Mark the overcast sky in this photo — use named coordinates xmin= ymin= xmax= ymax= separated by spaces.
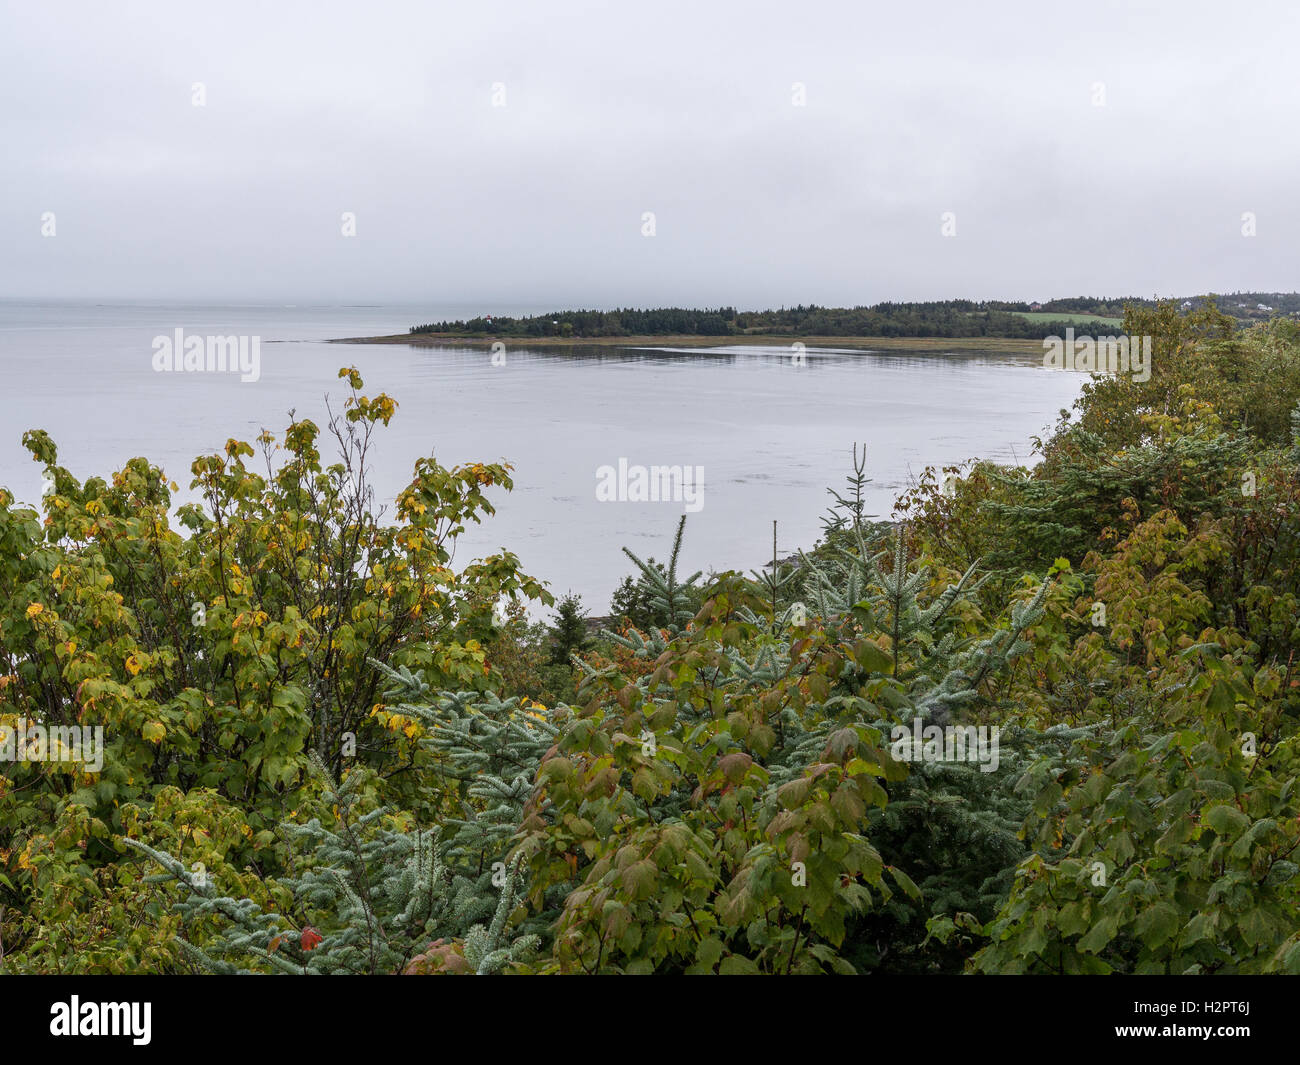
xmin=2 ymin=0 xmax=1296 ymax=307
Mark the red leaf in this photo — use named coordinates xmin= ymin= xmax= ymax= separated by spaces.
xmin=301 ymin=926 xmax=323 ymax=952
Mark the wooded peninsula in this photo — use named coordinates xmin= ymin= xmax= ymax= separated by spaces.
xmin=333 ymin=293 xmax=1300 ymax=347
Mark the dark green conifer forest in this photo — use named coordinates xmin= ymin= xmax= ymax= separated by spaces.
xmin=408 ymin=294 xmax=1299 ymax=340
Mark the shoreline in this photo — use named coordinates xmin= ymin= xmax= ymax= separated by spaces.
xmin=328 ymin=332 xmax=1048 ymax=355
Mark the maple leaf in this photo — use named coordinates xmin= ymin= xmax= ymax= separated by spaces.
xmin=301 ymin=926 xmax=323 ymax=952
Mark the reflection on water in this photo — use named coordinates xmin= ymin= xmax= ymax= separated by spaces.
xmin=1 ymin=302 xmax=1080 ymax=613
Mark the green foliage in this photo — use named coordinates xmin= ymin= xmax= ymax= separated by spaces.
xmin=607 ymin=515 xmax=704 ymax=636
xmin=0 ymin=368 xmax=549 ymax=971
xmin=820 ymin=441 xmax=877 ymax=536
xmin=122 ymin=659 xmax=558 ymax=974
xmin=521 ymin=514 xmax=1058 ymax=973
xmin=974 ymin=710 xmax=1300 ymax=974
xmin=548 ymin=593 xmax=591 ymax=665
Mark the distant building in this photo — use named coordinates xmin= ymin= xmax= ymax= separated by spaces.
xmin=1028 ymin=302 xmax=1042 ymax=311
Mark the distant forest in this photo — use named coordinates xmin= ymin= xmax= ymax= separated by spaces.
xmin=410 ymin=293 xmax=1300 ymax=339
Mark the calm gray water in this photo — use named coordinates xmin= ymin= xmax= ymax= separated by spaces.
xmin=0 ymin=301 xmax=1081 ymax=613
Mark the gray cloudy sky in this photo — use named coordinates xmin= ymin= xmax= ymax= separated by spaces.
xmin=2 ymin=0 xmax=1296 ymax=307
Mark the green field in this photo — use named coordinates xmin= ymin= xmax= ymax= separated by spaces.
xmin=1011 ymin=310 xmax=1124 ymax=327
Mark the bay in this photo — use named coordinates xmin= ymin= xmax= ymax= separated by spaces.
xmin=0 ymin=300 xmax=1082 ymax=613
